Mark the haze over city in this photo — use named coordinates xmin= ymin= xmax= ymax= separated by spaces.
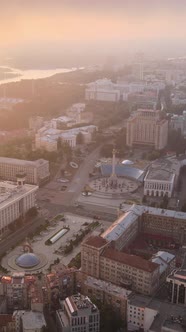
xmin=1 ymin=1 xmax=186 ymax=332
xmin=1 ymin=0 xmax=186 ymax=68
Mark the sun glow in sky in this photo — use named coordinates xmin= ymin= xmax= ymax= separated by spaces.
xmin=1 ymin=0 xmax=186 ymax=53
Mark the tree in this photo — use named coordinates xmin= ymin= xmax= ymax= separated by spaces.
xmin=181 ymin=201 xmax=186 ymax=212
xmin=26 ymin=207 xmax=38 ymax=218
xmin=76 ymin=132 xmax=84 ymax=145
xmin=101 ymin=144 xmax=114 ymax=158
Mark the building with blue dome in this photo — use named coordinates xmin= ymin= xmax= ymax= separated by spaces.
xmin=16 ymin=253 xmax=40 ymax=268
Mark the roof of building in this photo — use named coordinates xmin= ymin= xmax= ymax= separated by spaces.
xmin=102 ymin=248 xmax=159 ymax=273
xmin=83 ymin=236 xmax=108 ymax=249
xmin=101 ymin=164 xmax=144 ymax=181
xmin=66 ymin=294 xmax=98 ymax=314
xmin=0 ymin=181 xmax=38 ymax=210
xmin=145 ymin=168 xmax=175 ymax=182
xmin=16 ymin=253 xmax=40 ymax=268
xmin=121 ymin=204 xmax=186 ymax=221
xmin=151 ymin=257 xmax=168 ymax=275
xmin=101 ymin=210 xmax=140 ymax=242
xmin=155 ymin=251 xmax=175 ymax=263
xmin=84 ymin=276 xmax=132 ymax=298
xmin=22 ymin=311 xmax=46 ymax=329
xmin=0 ymin=314 xmax=14 ymax=326
xmin=0 ymin=156 xmax=48 ymax=167
xmin=151 ymin=251 xmax=175 ymax=275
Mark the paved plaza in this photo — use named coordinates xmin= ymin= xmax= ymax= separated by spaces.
xmin=2 ymin=213 xmax=111 ymax=274
xmin=90 ymin=177 xmax=138 ymax=194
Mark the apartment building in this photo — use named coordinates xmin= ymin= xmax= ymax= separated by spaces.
xmin=82 ymin=276 xmax=132 ymax=321
xmin=1 ymin=273 xmax=28 ymax=311
xmin=81 ymin=236 xmax=159 ymax=295
xmin=0 ymin=157 xmax=50 ymax=185
xmin=44 ymin=266 xmax=76 ymax=308
xmin=0 ymin=179 xmax=38 ymax=235
xmin=100 ymin=248 xmax=159 ymax=295
xmin=126 ymin=109 xmax=168 ymax=150
xmin=56 ymin=294 xmax=100 ymax=332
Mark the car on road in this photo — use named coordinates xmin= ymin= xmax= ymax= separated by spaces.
xmin=93 ymin=215 xmax=101 ymax=220
xmin=61 ymin=185 xmax=68 ymax=191
xmin=82 ymin=192 xmax=92 ymax=196
xmin=57 ymin=178 xmax=69 ymax=183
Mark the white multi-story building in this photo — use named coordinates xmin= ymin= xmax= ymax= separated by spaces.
xmin=56 ymin=294 xmax=100 ymax=332
xmin=0 ymin=157 xmax=50 ymax=185
xmin=126 ymin=109 xmax=168 ymax=150
xmin=85 ymin=79 xmax=121 ymax=102
xmin=144 ymin=168 xmax=175 ymax=198
xmin=0 ymin=178 xmax=38 ymax=235
xmin=35 ymin=125 xmax=97 ymax=152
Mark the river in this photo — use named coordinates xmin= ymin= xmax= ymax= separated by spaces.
xmin=0 ymin=66 xmax=80 ymax=85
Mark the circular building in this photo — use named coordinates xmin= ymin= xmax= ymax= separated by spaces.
xmin=16 ymin=253 xmax=40 ymax=268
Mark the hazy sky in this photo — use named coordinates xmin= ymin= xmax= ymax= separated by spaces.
xmin=1 ymin=0 xmax=186 ymax=57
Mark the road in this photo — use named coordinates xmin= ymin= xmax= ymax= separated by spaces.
xmin=66 ymin=146 xmax=102 ymax=204
xmin=0 ymin=215 xmax=46 ymax=256
xmin=1 ymin=145 xmax=115 ymax=256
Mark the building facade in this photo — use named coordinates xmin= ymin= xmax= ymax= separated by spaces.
xmin=0 ymin=157 xmax=50 ymax=185
xmin=56 ymin=294 xmax=100 ymax=332
xmin=144 ymin=168 xmax=175 ymax=198
xmin=126 ymin=109 xmax=168 ymax=150
xmin=35 ymin=125 xmax=97 ymax=152
xmin=82 ymin=276 xmax=131 ymax=321
xmin=0 ymin=179 xmax=38 ymax=235
xmin=167 ymin=267 xmax=186 ymax=305
xmin=81 ymin=236 xmax=160 ymax=296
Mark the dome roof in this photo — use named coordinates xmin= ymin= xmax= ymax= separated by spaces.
xmin=16 ymin=253 xmax=40 ymax=268
xmin=121 ymin=159 xmax=134 ymax=165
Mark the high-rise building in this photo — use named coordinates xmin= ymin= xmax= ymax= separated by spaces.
xmin=126 ymin=109 xmax=168 ymax=150
xmin=56 ymin=294 xmax=100 ymax=332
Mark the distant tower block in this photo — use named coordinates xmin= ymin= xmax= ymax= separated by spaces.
xmin=109 ymin=149 xmax=117 ymax=185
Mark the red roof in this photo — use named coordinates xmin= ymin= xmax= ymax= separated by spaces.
xmin=84 ymin=236 xmax=108 ymax=248
xmin=102 ymin=248 xmax=159 ymax=273
xmin=0 ymin=314 xmax=14 ymax=326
